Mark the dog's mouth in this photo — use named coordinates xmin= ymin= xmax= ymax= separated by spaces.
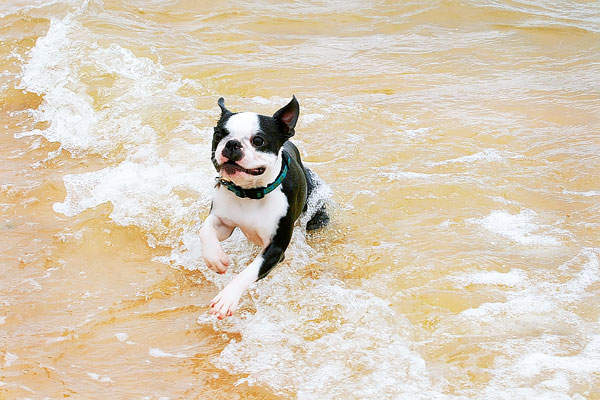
xmin=220 ymin=160 xmax=265 ymax=176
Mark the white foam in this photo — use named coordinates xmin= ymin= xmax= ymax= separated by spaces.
xmin=563 ymin=190 xmax=600 ymax=197
xmin=0 ymin=0 xmax=78 ymax=20
xmin=87 ymin=372 xmax=113 ymax=383
xmin=469 ymin=209 xmax=561 ymax=246
xmin=478 ymin=328 xmax=600 ymax=399
xmin=114 ymin=333 xmax=129 ymax=342
xmin=21 ymin=278 xmax=42 ymax=291
xmin=301 ymin=113 xmax=326 ymax=125
xmin=446 ymin=248 xmax=600 ymax=398
xmin=210 ymin=278 xmax=437 ymax=399
xmin=459 ymin=292 xmax=556 ymax=324
xmin=379 ymin=170 xmax=435 ymax=181
xmin=249 ymin=96 xmax=273 ymax=105
xmin=403 ymin=127 xmax=432 ymax=139
xmin=454 ymin=269 xmax=527 ymax=288
xmin=488 ymin=195 xmax=522 ymax=206
xmin=17 ymin=16 xmax=195 ymax=158
xmin=20 ymin=15 xmax=219 ymax=253
xmin=427 ymin=149 xmax=506 ymax=167
xmin=3 ymin=352 xmax=18 ymax=368
xmin=385 ymin=111 xmax=436 ymax=142
xmin=148 ymin=348 xmax=188 ymax=359
xmin=53 ymin=143 xmax=214 ymax=246
xmin=515 ymin=336 xmax=600 ymax=378
xmin=555 ymin=248 xmax=600 ymax=303
xmin=46 ymin=336 xmax=69 ymax=344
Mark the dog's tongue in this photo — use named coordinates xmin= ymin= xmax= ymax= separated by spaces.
xmin=222 ymin=162 xmax=265 ymax=176
xmin=221 ymin=162 xmax=243 ymax=175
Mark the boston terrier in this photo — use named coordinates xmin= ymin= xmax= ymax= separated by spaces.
xmin=200 ymin=96 xmax=328 ymax=319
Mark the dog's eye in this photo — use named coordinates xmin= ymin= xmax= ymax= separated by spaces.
xmin=251 ymin=136 xmax=265 ymax=147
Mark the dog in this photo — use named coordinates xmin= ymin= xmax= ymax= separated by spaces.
xmin=200 ymin=96 xmax=329 ymax=319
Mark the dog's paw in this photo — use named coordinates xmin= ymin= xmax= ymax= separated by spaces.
xmin=209 ymin=282 xmax=244 ymax=319
xmin=203 ymin=249 xmax=231 ymax=274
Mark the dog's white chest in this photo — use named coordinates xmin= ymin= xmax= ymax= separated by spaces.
xmin=212 ymin=187 xmax=289 ymax=247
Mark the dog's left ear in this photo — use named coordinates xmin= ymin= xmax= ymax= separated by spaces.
xmin=273 ymin=95 xmax=299 ymax=137
xmin=217 ymin=97 xmax=232 ymax=119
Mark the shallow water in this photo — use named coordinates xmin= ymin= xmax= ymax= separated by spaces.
xmin=1 ymin=0 xmax=599 ymax=398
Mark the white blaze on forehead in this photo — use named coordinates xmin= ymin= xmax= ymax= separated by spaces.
xmin=225 ymin=112 xmax=260 ymax=140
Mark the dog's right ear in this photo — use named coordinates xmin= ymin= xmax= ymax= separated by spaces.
xmin=217 ymin=97 xmax=232 ymax=119
xmin=273 ymin=95 xmax=300 ymax=138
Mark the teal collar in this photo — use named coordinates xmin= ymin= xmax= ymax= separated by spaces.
xmin=216 ymin=153 xmax=289 ymax=200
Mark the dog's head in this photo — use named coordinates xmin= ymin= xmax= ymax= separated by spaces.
xmin=211 ymin=96 xmax=299 ymax=188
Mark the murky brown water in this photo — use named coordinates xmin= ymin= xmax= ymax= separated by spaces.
xmin=1 ymin=1 xmax=599 ymax=398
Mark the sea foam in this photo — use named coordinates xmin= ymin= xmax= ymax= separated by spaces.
xmin=468 ymin=209 xmax=562 ymax=247
xmin=427 ymin=148 xmax=506 ymax=167
xmin=449 ymin=248 xmax=600 ymax=398
xmin=209 ymin=275 xmax=439 ymax=399
xmin=17 ymin=16 xmax=195 ymax=158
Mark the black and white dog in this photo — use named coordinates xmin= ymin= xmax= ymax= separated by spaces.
xmin=200 ymin=96 xmax=328 ymax=319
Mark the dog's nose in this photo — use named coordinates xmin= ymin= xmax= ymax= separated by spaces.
xmin=225 ymin=140 xmax=242 ymax=151
xmin=222 ymin=139 xmax=243 ymax=161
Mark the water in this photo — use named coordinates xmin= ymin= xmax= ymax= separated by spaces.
xmin=1 ymin=0 xmax=599 ymax=398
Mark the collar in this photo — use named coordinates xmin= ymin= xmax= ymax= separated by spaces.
xmin=216 ymin=153 xmax=289 ymax=200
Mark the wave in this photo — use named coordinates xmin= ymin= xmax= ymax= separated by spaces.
xmin=17 ymin=14 xmax=197 ymax=158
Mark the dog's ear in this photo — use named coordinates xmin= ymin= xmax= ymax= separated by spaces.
xmin=217 ymin=97 xmax=232 ymax=119
xmin=273 ymin=95 xmax=299 ymax=137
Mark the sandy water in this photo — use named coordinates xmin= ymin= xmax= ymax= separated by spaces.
xmin=1 ymin=0 xmax=599 ymax=398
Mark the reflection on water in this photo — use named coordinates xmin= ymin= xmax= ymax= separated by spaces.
xmin=1 ymin=0 xmax=599 ymax=398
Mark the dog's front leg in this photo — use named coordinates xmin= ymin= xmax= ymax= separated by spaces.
xmin=199 ymin=214 xmax=234 ymax=274
xmin=209 ymin=221 xmax=293 ymax=319
xmin=209 ymin=255 xmax=262 ymax=319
